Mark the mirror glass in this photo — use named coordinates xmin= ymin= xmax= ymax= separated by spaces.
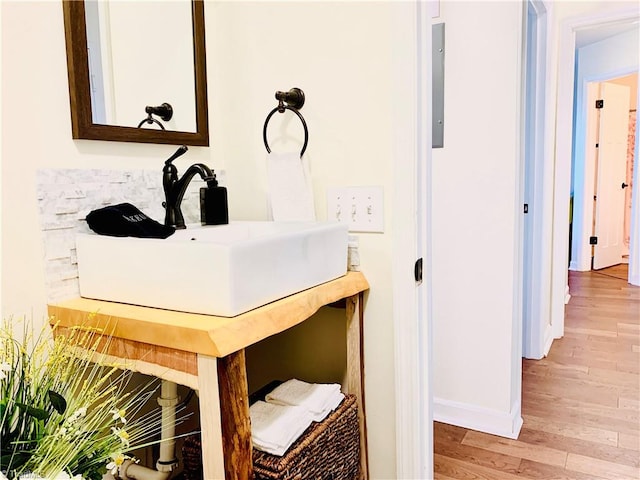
xmin=63 ymin=0 xmax=209 ymax=146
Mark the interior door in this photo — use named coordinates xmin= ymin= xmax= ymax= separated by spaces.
xmin=593 ymin=82 xmax=630 ymax=270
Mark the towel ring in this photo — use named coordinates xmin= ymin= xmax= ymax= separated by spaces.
xmin=137 ymin=116 xmax=166 ymax=130
xmin=137 ymin=102 xmax=173 ymax=130
xmin=263 ymin=105 xmax=309 ymax=158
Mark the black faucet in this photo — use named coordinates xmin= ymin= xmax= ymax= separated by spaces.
xmin=162 ymin=145 xmax=217 ymax=229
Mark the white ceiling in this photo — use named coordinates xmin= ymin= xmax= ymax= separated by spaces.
xmin=575 ymin=21 xmax=639 ymax=49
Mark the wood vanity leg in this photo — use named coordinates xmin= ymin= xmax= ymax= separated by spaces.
xmin=344 ymin=292 xmax=369 ymax=480
xmin=217 ymin=349 xmax=254 ymax=480
xmin=196 ymin=354 xmax=226 ymax=480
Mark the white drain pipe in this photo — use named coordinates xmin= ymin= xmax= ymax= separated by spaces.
xmin=156 ymin=380 xmax=180 ymax=472
xmin=120 ymin=380 xmax=180 ymax=480
xmin=120 ymin=461 xmax=170 ymax=480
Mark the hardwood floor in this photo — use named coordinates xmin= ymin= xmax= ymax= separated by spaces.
xmin=434 ymin=265 xmax=640 ymax=480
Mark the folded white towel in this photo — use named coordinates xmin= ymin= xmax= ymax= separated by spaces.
xmin=249 ymin=400 xmax=313 ymax=456
xmin=265 ymin=379 xmax=344 ymax=422
xmin=311 ymin=390 xmax=345 ymax=422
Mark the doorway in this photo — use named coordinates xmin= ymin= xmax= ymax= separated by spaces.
xmin=568 ymin=22 xmax=638 ymax=276
xmin=552 ymin=8 xmax=640 ymax=342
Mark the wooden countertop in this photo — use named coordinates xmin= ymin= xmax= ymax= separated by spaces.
xmin=48 ymin=272 xmax=369 ymax=358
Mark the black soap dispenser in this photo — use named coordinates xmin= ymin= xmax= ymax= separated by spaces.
xmin=200 ymin=174 xmax=229 ymax=225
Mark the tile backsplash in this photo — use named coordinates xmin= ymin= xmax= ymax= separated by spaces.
xmin=37 ymin=168 xmax=205 ymax=302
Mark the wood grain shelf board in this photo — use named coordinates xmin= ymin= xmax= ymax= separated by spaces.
xmin=48 ymin=271 xmax=369 ymax=358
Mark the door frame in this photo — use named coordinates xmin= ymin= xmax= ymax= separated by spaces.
xmin=522 ymin=0 xmax=555 ymax=359
xmin=391 ymin=1 xmax=433 ymax=478
xmin=553 ymin=7 xmax=640 ymax=339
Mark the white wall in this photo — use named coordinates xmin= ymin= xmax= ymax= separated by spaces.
xmin=1 ymin=2 xmax=418 ymax=478
xmin=570 ymin=27 xmax=639 ymax=271
xmin=554 ymin=1 xmax=639 ymax=26
xmin=431 ymin=1 xmax=524 ymax=437
xmin=207 ymin=3 xmax=421 ymax=477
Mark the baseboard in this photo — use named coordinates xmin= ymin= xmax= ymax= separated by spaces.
xmin=569 ymin=260 xmax=591 ymax=272
xmin=630 ymin=273 xmax=640 ymax=287
xmin=564 ymin=285 xmax=571 ymax=304
xmin=544 ymin=333 xmax=554 ymax=357
xmin=433 ymin=397 xmax=523 ymax=440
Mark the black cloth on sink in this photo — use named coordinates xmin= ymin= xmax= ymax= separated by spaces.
xmin=86 ymin=203 xmax=175 ymax=239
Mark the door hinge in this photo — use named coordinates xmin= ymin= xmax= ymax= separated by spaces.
xmin=524 ymin=203 xmax=529 ymax=214
xmin=590 ymin=236 xmax=598 ymax=245
xmin=595 ymin=99 xmax=604 ymax=109
xmin=414 ymin=258 xmax=423 ymax=284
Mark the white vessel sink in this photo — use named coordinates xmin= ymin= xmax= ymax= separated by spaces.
xmin=76 ymin=221 xmax=348 ymax=317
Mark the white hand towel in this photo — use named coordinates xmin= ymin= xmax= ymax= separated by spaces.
xmin=266 ymin=152 xmax=316 ymax=221
xmin=310 ymin=390 xmax=345 ymax=422
xmin=265 ymin=378 xmax=343 ymax=421
xmin=249 ymin=400 xmax=313 ymax=456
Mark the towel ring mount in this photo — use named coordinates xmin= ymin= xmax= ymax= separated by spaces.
xmin=263 ymin=88 xmax=308 ymax=158
xmin=137 ymin=102 xmax=173 ymax=130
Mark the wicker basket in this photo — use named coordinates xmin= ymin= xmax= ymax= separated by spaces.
xmin=181 ymin=434 xmax=205 ymax=480
xmin=181 ymin=394 xmax=360 ymax=480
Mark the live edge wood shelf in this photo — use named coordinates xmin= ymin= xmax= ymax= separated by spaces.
xmin=48 ymin=271 xmax=370 ymax=480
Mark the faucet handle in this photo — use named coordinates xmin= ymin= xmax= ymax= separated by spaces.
xmin=164 ymin=145 xmax=188 ymax=166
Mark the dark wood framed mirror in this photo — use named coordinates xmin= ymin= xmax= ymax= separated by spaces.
xmin=62 ymin=0 xmax=209 ymax=146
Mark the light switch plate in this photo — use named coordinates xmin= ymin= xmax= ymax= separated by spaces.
xmin=327 ymin=186 xmax=384 ymax=233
